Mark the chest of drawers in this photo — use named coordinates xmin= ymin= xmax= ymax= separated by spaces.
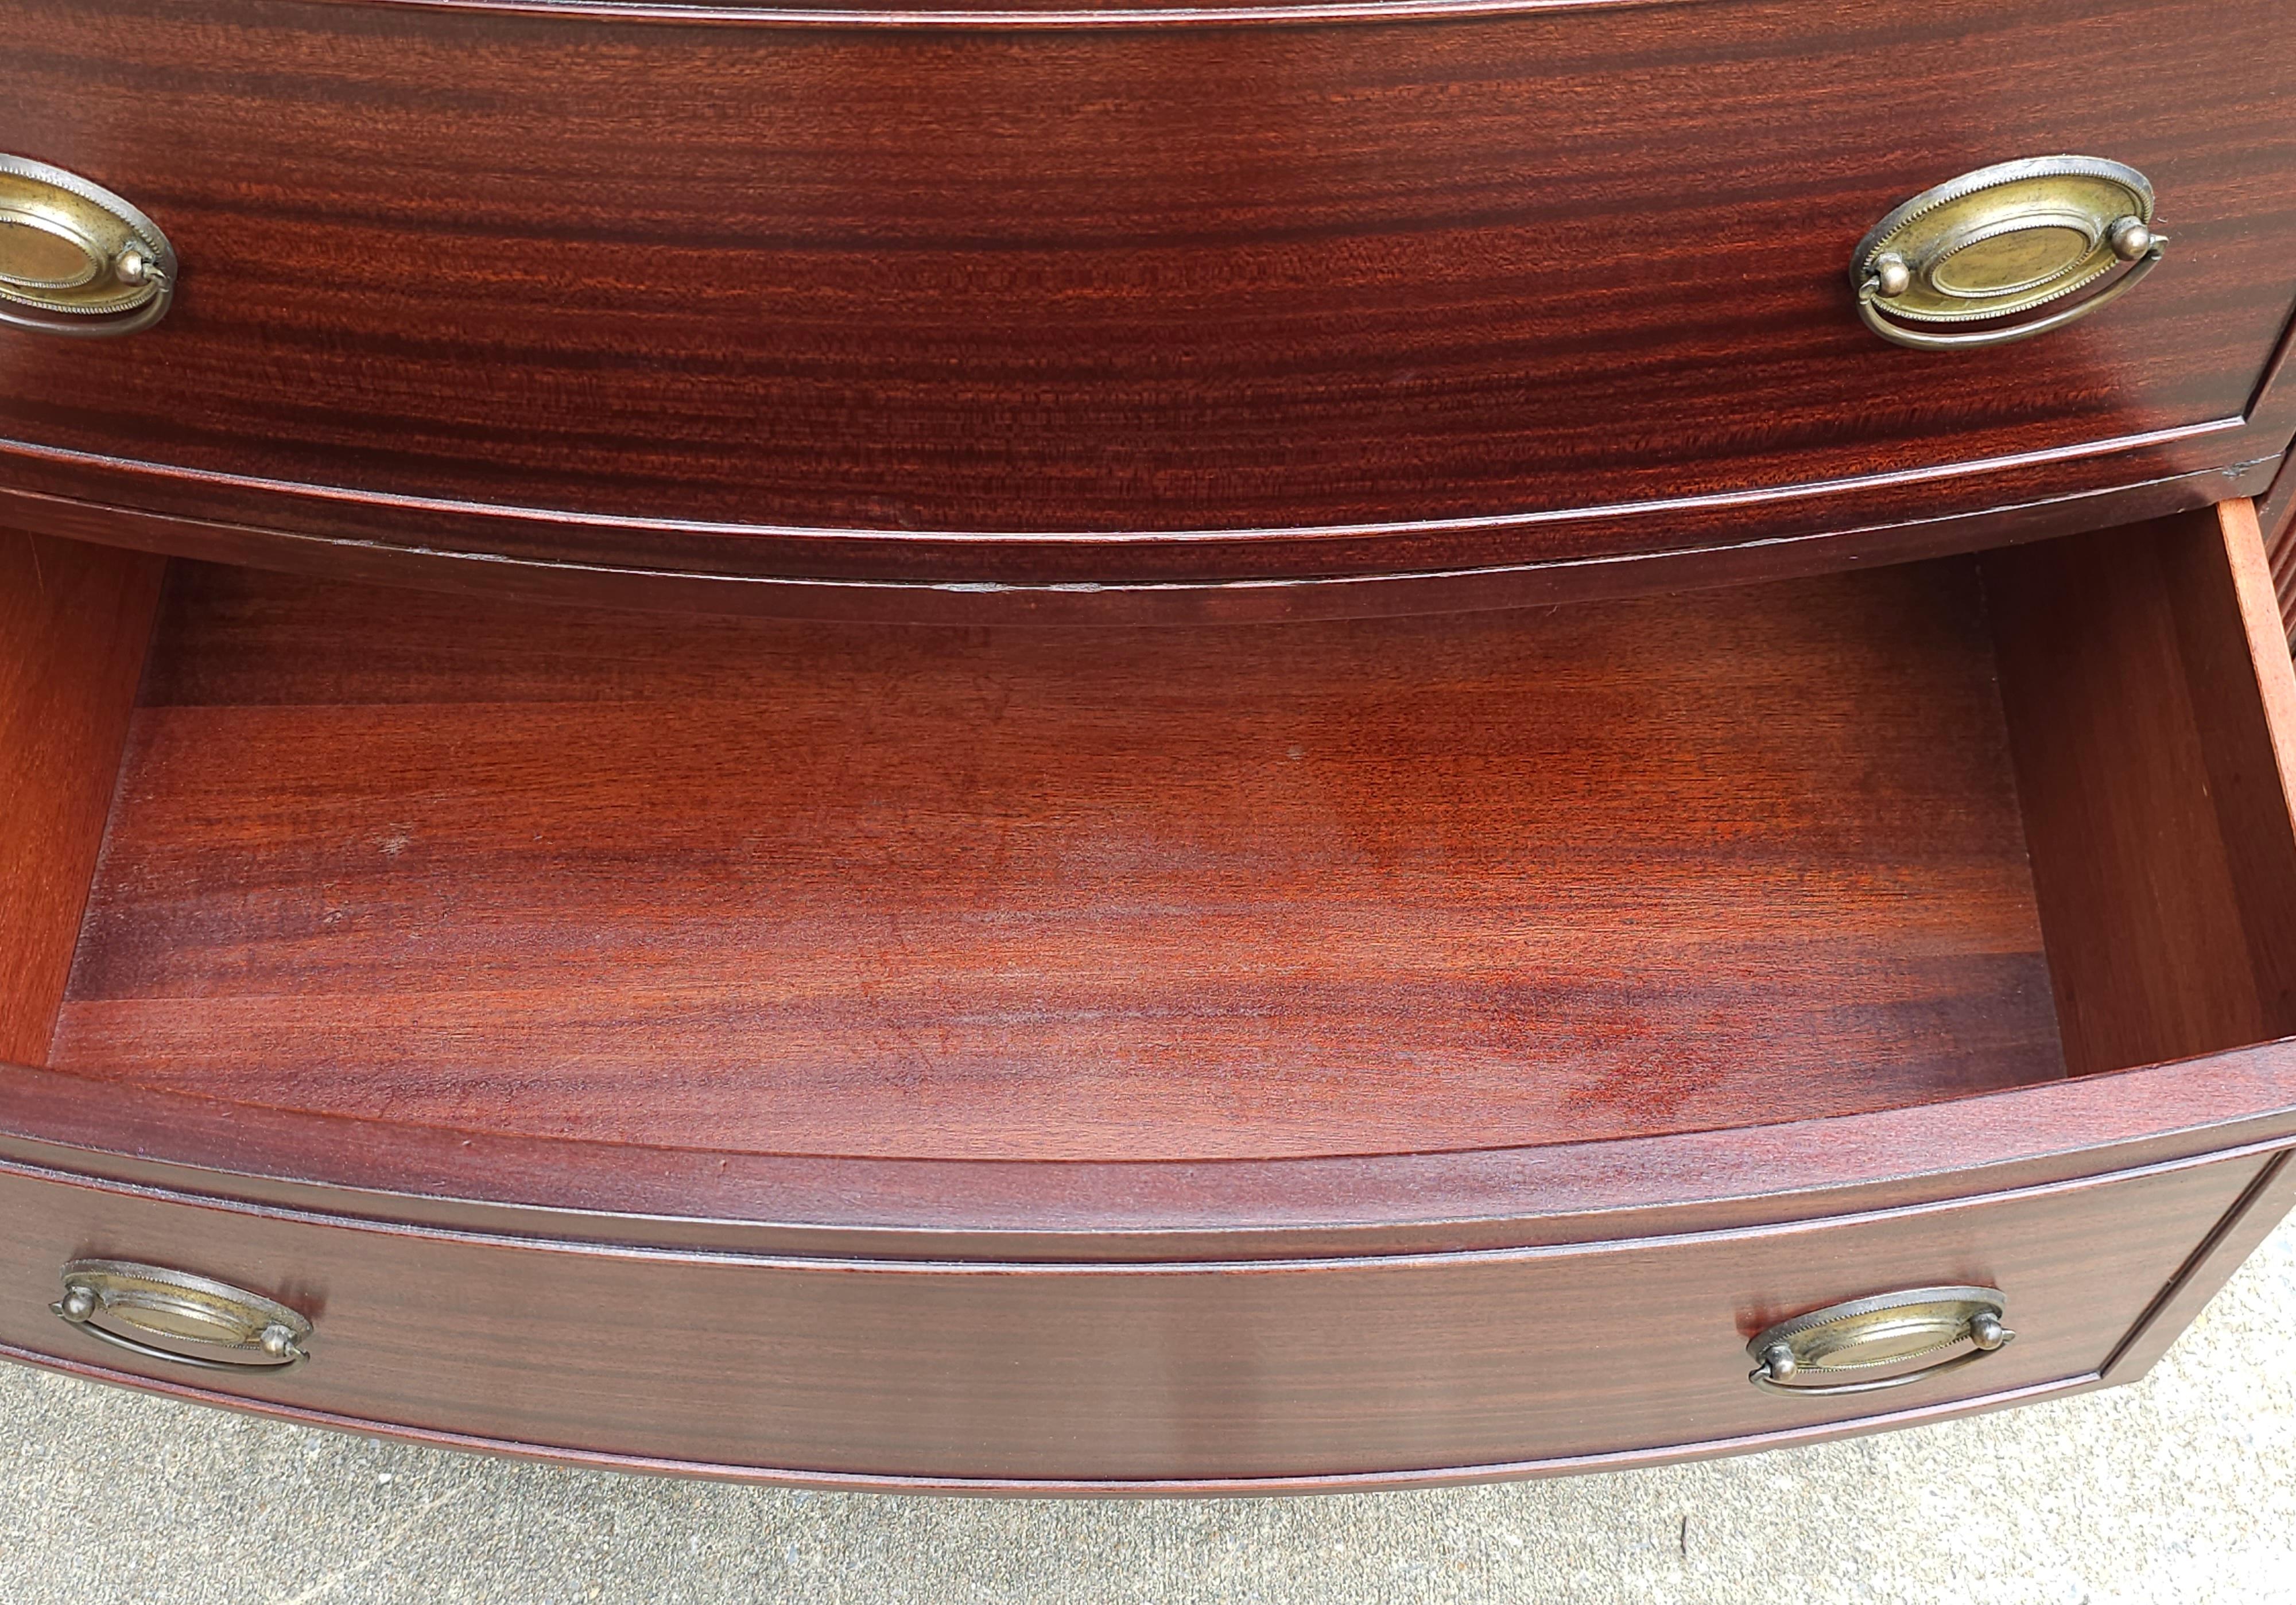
xmin=4 ymin=0 xmax=2296 ymax=1490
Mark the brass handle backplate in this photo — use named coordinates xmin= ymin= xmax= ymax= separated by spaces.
xmin=0 ymin=154 xmax=176 ymax=338
xmin=1852 ymin=156 xmax=2162 ymax=351
xmin=51 ymin=1260 xmax=312 ymax=1372
xmin=1747 ymin=1285 xmax=2012 ymax=1398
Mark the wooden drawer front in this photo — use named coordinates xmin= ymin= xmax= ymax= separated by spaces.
xmin=0 ymin=1150 xmax=2275 ymax=1487
xmin=1 ymin=0 xmax=2293 ymax=590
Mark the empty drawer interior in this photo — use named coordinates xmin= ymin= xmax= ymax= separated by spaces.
xmin=24 ymin=509 xmax=2296 ymax=1162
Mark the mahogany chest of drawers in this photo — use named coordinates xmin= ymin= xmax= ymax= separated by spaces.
xmin=4 ymin=0 xmax=2296 ymax=1490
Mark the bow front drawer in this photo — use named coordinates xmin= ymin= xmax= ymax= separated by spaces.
xmin=0 ymin=0 xmax=2293 ymax=615
xmin=0 ymin=1147 xmax=2286 ymax=1487
xmin=3 ymin=496 xmax=2295 ymax=1484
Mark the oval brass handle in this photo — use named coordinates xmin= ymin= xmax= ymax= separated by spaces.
xmin=1747 ymin=1285 xmax=2012 ymax=1397
xmin=51 ymin=1259 xmax=312 ymax=1372
xmin=0 ymin=155 xmax=176 ymax=338
xmin=1851 ymin=156 xmax=2163 ymax=351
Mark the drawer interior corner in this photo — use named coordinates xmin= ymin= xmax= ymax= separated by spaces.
xmin=1984 ymin=504 xmax=2296 ymax=1078
xmin=11 ymin=503 xmax=2296 ymax=1165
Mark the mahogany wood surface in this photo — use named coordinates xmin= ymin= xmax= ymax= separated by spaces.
xmin=0 ymin=1142 xmax=2274 ymax=1489
xmin=1985 ymin=502 xmax=2296 ymax=1077
xmin=2 ymin=0 xmax=2295 ymax=615
xmin=2100 ymin=1148 xmax=2296 ymax=1385
xmin=52 ymin=555 xmax=2064 ymax=1161
xmin=0 ymin=533 xmax=161 ymax=1064
xmin=0 ymin=1331 xmax=2112 ymax=1491
xmin=6 ymin=1047 xmax=2296 ymax=1261
xmin=2174 ymin=502 xmax=2296 ymax=1027
xmin=17 ymin=500 xmax=2296 ymax=1252
xmin=4 ymin=0 xmax=2296 ymax=1481
xmin=2 ymin=457 xmax=2275 ymax=629
xmin=2263 ymin=458 xmax=2296 ymax=637
xmin=6 ymin=505 xmax=2296 ymax=1482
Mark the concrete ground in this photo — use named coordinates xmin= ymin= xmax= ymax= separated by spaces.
xmin=5 ymin=1217 xmax=2294 ymax=1604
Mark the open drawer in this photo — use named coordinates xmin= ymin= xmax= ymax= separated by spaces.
xmin=1 ymin=501 xmax=2294 ymax=1489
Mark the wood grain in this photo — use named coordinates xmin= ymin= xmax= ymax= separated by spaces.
xmin=15 ymin=512 xmax=2296 ymax=1483
xmin=2100 ymin=1148 xmax=2296 ymax=1384
xmin=0 ymin=1144 xmax=2270 ymax=1488
xmin=2175 ymin=501 xmax=2296 ymax=1035
xmin=0 ymin=532 xmax=162 ymax=1063
xmin=7 ymin=1045 xmax=2296 ymax=1260
xmin=1985 ymin=500 xmax=2296 ymax=1078
xmin=1 ymin=456 xmax=2274 ymax=629
xmin=52 ymin=556 xmax=2063 ymax=1160
xmin=0 ymin=0 xmax=2292 ymax=608
xmin=2276 ymin=527 xmax=2296 ymax=640
xmin=2263 ymin=457 xmax=2296 ymax=638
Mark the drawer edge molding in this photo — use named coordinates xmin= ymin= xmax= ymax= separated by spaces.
xmin=4 ymin=1132 xmax=2289 ymax=1273
xmin=296 ymin=0 xmax=1734 ymax=28
xmin=0 ymin=1334 xmax=2105 ymax=1493
xmin=0 ymin=456 xmax=2272 ymax=627
xmin=2101 ymin=1147 xmax=2296 ymax=1381
xmin=0 ymin=411 xmax=2248 ymax=551
xmin=7 ymin=1044 xmax=2296 ymax=1260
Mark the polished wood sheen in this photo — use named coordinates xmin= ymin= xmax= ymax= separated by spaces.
xmin=2275 ymin=524 xmax=2296 ymax=639
xmin=2263 ymin=460 xmax=2296 ymax=636
xmin=0 ymin=532 xmax=161 ymax=1063
xmin=7 ymin=512 xmax=2296 ymax=1482
xmin=0 ymin=0 xmax=2293 ymax=617
xmin=4 ymin=0 xmax=2296 ymax=1484
xmin=0 ymin=500 xmax=2281 ymax=1492
xmin=0 ymin=1145 xmax=2278 ymax=1487
xmin=1986 ymin=502 xmax=2296 ymax=1075
xmin=10 ymin=1041 xmax=2296 ymax=1265
xmin=52 ymin=556 xmax=2065 ymax=1160
xmin=2101 ymin=1147 xmax=2296 ymax=1386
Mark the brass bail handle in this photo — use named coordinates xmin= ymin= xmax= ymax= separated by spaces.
xmin=1747 ymin=1285 xmax=2014 ymax=1398
xmin=51 ymin=1260 xmax=313 ymax=1373
xmin=1852 ymin=156 xmax=2165 ymax=351
xmin=0 ymin=154 xmax=177 ymax=338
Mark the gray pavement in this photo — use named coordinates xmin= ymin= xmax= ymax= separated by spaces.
xmin=5 ymin=1216 xmax=2294 ymax=1603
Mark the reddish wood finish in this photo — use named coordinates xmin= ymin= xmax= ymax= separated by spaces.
xmin=2275 ymin=533 xmax=2295 ymax=639
xmin=7 ymin=1044 xmax=2296 ymax=1262
xmin=2 ymin=0 xmax=2295 ymax=1484
xmin=2263 ymin=458 xmax=2296 ymax=638
xmin=1 ymin=458 xmax=2274 ymax=629
xmin=1985 ymin=502 xmax=2296 ymax=1075
xmin=2180 ymin=500 xmax=2296 ymax=1023
xmin=0 ymin=533 xmax=161 ymax=1063
xmin=2101 ymin=1148 xmax=2296 ymax=1385
xmin=51 ymin=555 xmax=2064 ymax=1161
xmin=1 ymin=0 xmax=2294 ymax=616
xmin=0 ymin=1142 xmax=2275 ymax=1489
xmin=9 ymin=501 xmax=2296 ymax=1482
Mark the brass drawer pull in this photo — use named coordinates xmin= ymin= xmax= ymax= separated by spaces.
xmin=1851 ymin=156 xmax=2162 ymax=351
xmin=50 ymin=1259 xmax=312 ymax=1372
xmin=1747 ymin=1285 xmax=2012 ymax=1397
xmin=0 ymin=154 xmax=176 ymax=338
